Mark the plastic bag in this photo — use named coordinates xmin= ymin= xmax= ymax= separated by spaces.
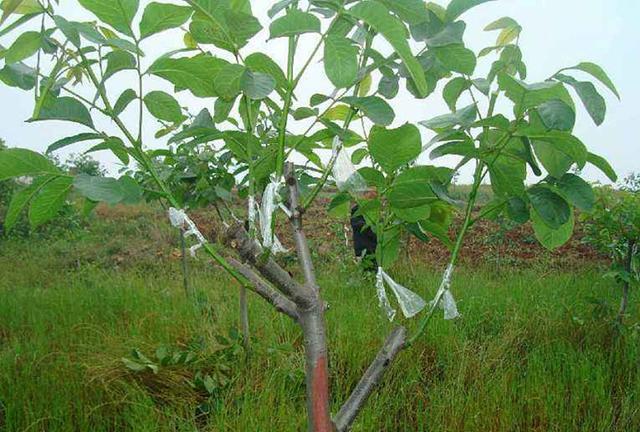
xmin=259 ymin=179 xmax=288 ymax=254
xmin=429 ymin=264 xmax=460 ymax=320
xmin=331 ymin=137 xmax=368 ymax=194
xmin=168 ymin=207 xmax=207 ymax=258
xmin=376 ymin=267 xmax=427 ymax=321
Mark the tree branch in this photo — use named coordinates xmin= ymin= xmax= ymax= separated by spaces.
xmin=285 ymin=162 xmax=319 ymax=291
xmin=227 ymin=257 xmax=300 ymax=322
xmin=224 ymin=224 xmax=314 ymax=309
xmin=334 ymin=327 xmax=407 ymax=432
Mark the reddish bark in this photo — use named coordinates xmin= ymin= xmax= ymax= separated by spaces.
xmin=311 ymin=355 xmax=333 ymax=432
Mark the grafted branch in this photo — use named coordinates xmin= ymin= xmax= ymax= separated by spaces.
xmin=334 ymin=327 xmax=407 ymax=432
xmin=227 ymin=257 xmax=299 ymax=322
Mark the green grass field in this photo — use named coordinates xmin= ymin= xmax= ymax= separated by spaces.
xmin=0 ymin=210 xmax=638 ymax=431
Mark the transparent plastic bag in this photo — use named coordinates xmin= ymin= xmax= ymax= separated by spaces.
xmin=331 ymin=137 xmax=368 ymax=194
xmin=429 ymin=264 xmax=460 ymax=320
xmin=259 ymin=179 xmax=288 ymax=254
xmin=376 ymin=267 xmax=427 ymax=321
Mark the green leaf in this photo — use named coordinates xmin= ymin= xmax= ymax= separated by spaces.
xmin=139 ymin=2 xmax=192 ymax=39
xmin=144 ymin=91 xmax=185 ymax=123
xmin=213 ymin=63 xmax=245 ymax=99
xmin=73 ymin=174 xmax=141 ymax=205
xmin=240 ymin=69 xmax=276 ymax=100
xmin=0 ymin=62 xmax=36 ymax=90
xmin=388 ymin=166 xmax=442 ymax=209
xmin=555 ymin=74 xmax=606 ymax=126
xmin=446 ymin=0 xmax=494 ymax=21
xmin=4 ymin=175 xmax=55 ymax=232
xmin=47 ymin=133 xmax=104 ymax=153
xmin=560 ymin=62 xmax=619 ymax=99
xmin=378 ymin=74 xmax=399 ymax=99
xmin=189 ymin=0 xmax=261 ymax=53
xmin=527 ymin=185 xmax=570 ymax=229
xmin=443 ymin=77 xmax=470 ymax=111
xmin=531 ymin=207 xmax=574 ymax=250
xmin=368 ymin=123 xmax=421 ymax=174
xmin=532 ymin=140 xmax=573 ymax=179
xmin=0 ymin=148 xmax=58 ymax=180
xmin=268 ymin=0 xmax=293 ymax=18
xmin=324 ymin=35 xmax=359 ymax=89
xmin=425 ymin=21 xmax=465 ymax=47
xmin=489 ymin=153 xmax=526 ymax=197
xmin=244 ymin=52 xmax=288 ymax=93
xmin=28 ymin=176 xmax=73 ymax=228
xmin=86 ymin=137 xmax=130 ymax=165
xmin=1 ymin=0 xmax=36 ymax=25
xmin=484 ymin=16 xmax=519 ymax=31
xmin=103 ymin=49 xmax=136 ymax=81
xmin=341 ymin=96 xmax=395 ymax=126
xmin=519 ymin=129 xmax=587 ymax=168
xmin=113 ymin=89 xmax=137 ymax=117
xmin=269 ymin=9 xmax=320 ymax=38
xmin=433 ymin=44 xmax=476 ymax=75
xmin=420 ymin=104 xmax=477 ymax=131
xmin=148 ymin=54 xmax=229 ymax=98
xmin=348 ymin=1 xmax=428 ymax=97
xmin=556 ymin=173 xmax=594 ymax=212
xmin=537 ymin=99 xmax=575 ymax=131
xmin=498 ymin=73 xmax=574 ymax=114
xmin=586 ymin=152 xmax=617 ymax=182
xmin=31 ymin=96 xmax=95 ymax=128
xmin=377 ymin=0 xmax=429 ymax=25
xmin=77 ymin=0 xmax=139 ymax=37
xmin=4 ymin=31 xmax=41 ymax=64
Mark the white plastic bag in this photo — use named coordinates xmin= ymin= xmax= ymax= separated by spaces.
xmin=168 ymin=207 xmax=207 ymax=258
xmin=376 ymin=267 xmax=427 ymax=321
xmin=258 ymin=179 xmax=288 ymax=254
xmin=429 ymin=264 xmax=460 ymax=320
xmin=331 ymin=137 xmax=368 ymax=194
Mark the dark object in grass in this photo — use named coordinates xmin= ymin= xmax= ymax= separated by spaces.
xmin=351 ymin=205 xmax=377 ymax=271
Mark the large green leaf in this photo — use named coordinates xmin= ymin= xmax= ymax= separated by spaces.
xmin=240 ymin=70 xmax=276 ymax=100
xmin=420 ymin=104 xmax=477 ymax=131
xmin=244 ymin=52 xmax=288 ymax=93
xmin=519 ymin=129 xmax=587 ymax=168
xmin=377 ymin=0 xmax=428 ymax=25
xmin=532 ymin=140 xmax=573 ymax=179
xmin=77 ymin=0 xmax=139 ymax=36
xmin=556 ymin=173 xmax=594 ymax=212
xmin=30 ymin=96 xmax=94 ymax=128
xmin=47 ymin=132 xmax=104 ymax=153
xmin=0 ymin=0 xmax=30 ymax=25
xmin=143 ymin=91 xmax=185 ymax=123
xmin=73 ymin=174 xmax=141 ymax=205
xmin=28 ymin=176 xmax=73 ymax=228
xmin=341 ymin=96 xmax=395 ymax=126
xmin=0 ymin=148 xmax=59 ymax=180
xmin=189 ymin=0 xmax=261 ymax=53
xmin=489 ymin=153 xmax=526 ymax=198
xmin=4 ymin=175 xmax=55 ymax=232
xmin=269 ymin=9 xmax=320 ymax=38
xmin=531 ymin=207 xmax=574 ymax=251
xmin=433 ymin=44 xmax=476 ymax=75
xmin=103 ymin=49 xmax=136 ymax=81
xmin=498 ymin=73 xmax=574 ymax=114
xmin=443 ymin=77 xmax=470 ymax=111
xmin=348 ymin=1 xmax=428 ymax=97
xmin=586 ymin=152 xmax=617 ymax=182
xmin=213 ymin=63 xmax=245 ymax=99
xmin=324 ymin=35 xmax=359 ymax=89
xmin=139 ymin=2 xmax=192 ymax=39
xmin=0 ymin=62 xmax=36 ymax=90
xmin=527 ymin=185 xmax=570 ymax=229
xmin=86 ymin=137 xmax=130 ymax=165
xmin=148 ymin=54 xmax=229 ymax=98
xmin=537 ymin=99 xmax=575 ymax=131
xmin=446 ymin=0 xmax=495 ymax=21
xmin=555 ymin=74 xmax=606 ymax=126
xmin=388 ymin=166 xmax=442 ymax=209
xmin=560 ymin=62 xmax=619 ymax=99
xmin=4 ymin=30 xmax=41 ymax=64
xmin=368 ymin=123 xmax=421 ymax=173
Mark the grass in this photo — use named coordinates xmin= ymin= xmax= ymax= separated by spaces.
xmin=0 ymin=211 xmax=638 ymax=431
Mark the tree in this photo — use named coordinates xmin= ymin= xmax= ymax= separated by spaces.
xmin=0 ymin=1 xmax=619 ymax=430
xmin=583 ymin=186 xmax=639 ymax=321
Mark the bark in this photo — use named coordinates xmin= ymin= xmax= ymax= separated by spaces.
xmin=334 ymin=327 xmax=407 ymax=432
xmin=227 ymin=257 xmax=299 ymax=322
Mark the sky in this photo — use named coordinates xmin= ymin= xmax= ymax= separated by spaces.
xmin=0 ymin=0 xmax=638 ymax=184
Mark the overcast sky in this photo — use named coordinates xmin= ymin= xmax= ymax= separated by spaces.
xmin=0 ymin=0 xmax=638 ymax=184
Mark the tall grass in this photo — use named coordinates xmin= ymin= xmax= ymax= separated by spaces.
xmin=0 ymin=227 xmax=638 ymax=431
